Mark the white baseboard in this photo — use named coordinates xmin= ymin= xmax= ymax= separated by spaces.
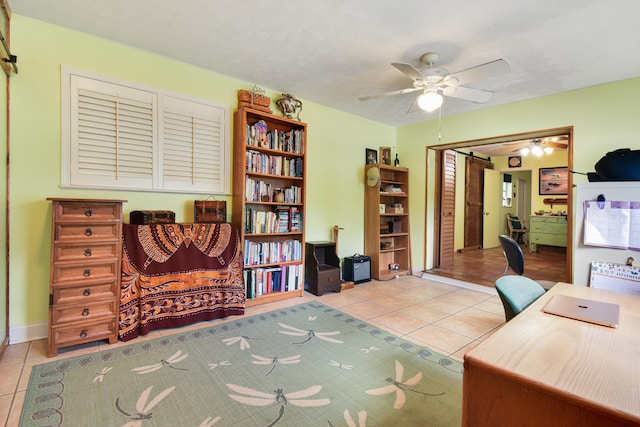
xmin=421 ymin=272 xmax=497 ymax=295
xmin=10 ymin=321 xmax=48 ymax=345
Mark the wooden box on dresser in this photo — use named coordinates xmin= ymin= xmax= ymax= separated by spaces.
xmin=232 ymin=107 xmax=306 ymax=306
xmin=364 ymin=164 xmax=411 ymax=280
xmin=47 ymin=198 xmax=126 ymax=357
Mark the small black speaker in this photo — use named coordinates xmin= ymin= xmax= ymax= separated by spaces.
xmin=343 ymin=255 xmax=371 ymax=284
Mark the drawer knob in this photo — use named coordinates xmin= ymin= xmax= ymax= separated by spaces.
xmin=80 ymin=329 xmax=88 ymax=338
xmin=84 ymin=248 xmax=92 ymax=257
xmin=83 ymin=288 xmax=91 ymax=296
xmin=82 ymin=308 xmax=89 ymax=316
xmin=85 ymin=228 xmax=93 ymax=237
xmin=85 ymin=209 xmax=93 ymax=217
xmin=83 ymin=269 xmax=91 ymax=277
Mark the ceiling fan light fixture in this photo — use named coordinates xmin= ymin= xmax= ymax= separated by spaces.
xmin=520 ymin=147 xmax=530 ymax=156
xmin=543 ymin=146 xmax=553 ymax=155
xmin=531 ymin=145 xmax=544 ymax=156
xmin=417 ymin=90 xmax=443 ymax=112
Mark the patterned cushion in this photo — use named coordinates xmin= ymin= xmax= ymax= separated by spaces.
xmin=510 ymin=216 xmax=522 ymax=229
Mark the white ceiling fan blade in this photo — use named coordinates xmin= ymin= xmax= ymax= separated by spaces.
xmin=444 ymin=59 xmax=510 ymax=86
xmin=391 ymin=62 xmax=425 ymax=81
xmin=359 ymin=86 xmax=422 ymax=101
xmin=407 ymin=95 xmax=421 ymax=114
xmin=442 ymin=85 xmax=493 ymax=103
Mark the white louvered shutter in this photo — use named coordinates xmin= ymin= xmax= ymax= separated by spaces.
xmin=63 ymin=67 xmax=230 ymax=194
xmin=69 ymin=75 xmax=155 ymax=189
xmin=160 ymin=95 xmax=229 ymax=193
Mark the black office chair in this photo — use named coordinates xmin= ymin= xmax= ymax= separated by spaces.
xmin=495 ymin=275 xmax=546 ymax=321
xmin=498 ymin=234 xmax=555 ymax=291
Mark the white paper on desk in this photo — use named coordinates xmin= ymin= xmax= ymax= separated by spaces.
xmin=583 ymin=200 xmax=633 ymax=249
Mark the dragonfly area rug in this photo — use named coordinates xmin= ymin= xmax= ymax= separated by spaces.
xmin=21 ymin=302 xmax=463 ymax=427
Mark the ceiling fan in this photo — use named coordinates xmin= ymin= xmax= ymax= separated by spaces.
xmin=359 ymin=52 xmax=510 ymax=112
xmin=516 ymin=137 xmax=568 ymax=156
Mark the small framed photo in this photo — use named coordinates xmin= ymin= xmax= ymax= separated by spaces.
xmin=379 ymin=146 xmax=391 ymax=165
xmin=539 ymin=166 xmax=569 ymax=195
xmin=508 ymin=156 xmax=522 ymax=168
xmin=366 ymin=148 xmax=378 ymax=164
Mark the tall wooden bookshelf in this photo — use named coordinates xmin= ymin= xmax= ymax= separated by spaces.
xmin=364 ymin=164 xmax=411 ymax=280
xmin=232 ymin=107 xmax=306 ymax=306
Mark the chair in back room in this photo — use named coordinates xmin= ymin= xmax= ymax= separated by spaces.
xmin=498 ymin=234 xmax=556 ymax=291
xmin=505 ymin=213 xmax=527 ymax=244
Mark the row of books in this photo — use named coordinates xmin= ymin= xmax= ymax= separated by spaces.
xmin=245 ymin=177 xmax=302 ymax=203
xmin=275 ymin=206 xmax=302 ymax=233
xmin=244 ymin=263 xmax=303 ymax=298
xmin=244 ymin=206 xmax=302 ymax=234
xmin=246 ymin=150 xmax=303 ymax=177
xmin=246 ymin=123 xmax=304 ymax=154
xmin=244 ymin=239 xmax=303 ymax=266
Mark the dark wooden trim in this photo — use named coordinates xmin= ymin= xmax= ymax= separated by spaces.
xmin=0 ymin=335 xmax=7 ymax=361
xmin=3 ymin=3 xmax=10 ymax=353
xmin=427 ymin=126 xmax=574 ymax=284
xmin=430 ymin=149 xmax=442 ymax=268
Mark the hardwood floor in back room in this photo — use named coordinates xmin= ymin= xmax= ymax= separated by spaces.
xmin=429 ymin=244 xmax=568 ymax=287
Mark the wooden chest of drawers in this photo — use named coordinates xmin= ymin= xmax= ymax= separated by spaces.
xmin=47 ymin=198 xmax=126 ymax=357
xmin=528 ymin=215 xmax=567 ymax=252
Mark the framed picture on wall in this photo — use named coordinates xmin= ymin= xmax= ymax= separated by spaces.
xmin=539 ymin=166 xmax=569 ymax=195
xmin=366 ymin=148 xmax=378 ymax=164
xmin=379 ymin=146 xmax=391 ymax=165
xmin=508 ymin=156 xmax=522 ymax=168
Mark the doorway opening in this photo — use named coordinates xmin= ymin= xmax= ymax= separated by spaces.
xmin=428 ymin=127 xmax=573 ymax=287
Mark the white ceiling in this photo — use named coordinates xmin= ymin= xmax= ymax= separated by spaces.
xmin=9 ymin=0 xmax=640 ymax=128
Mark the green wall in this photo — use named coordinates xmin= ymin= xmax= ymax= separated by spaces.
xmin=8 ymin=14 xmax=640 ymax=339
xmin=397 ymin=77 xmax=640 ymax=271
xmin=9 ymin=15 xmax=394 ymax=334
xmin=451 ymin=151 xmax=568 ymax=251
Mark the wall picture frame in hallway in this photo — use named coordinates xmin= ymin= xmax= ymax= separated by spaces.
xmin=539 ymin=167 xmax=569 ymax=195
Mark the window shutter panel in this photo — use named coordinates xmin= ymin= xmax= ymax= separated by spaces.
xmin=63 ymin=68 xmax=230 ymax=194
xmin=160 ymin=96 xmax=229 ymax=193
xmin=70 ymin=76 xmax=155 ymax=189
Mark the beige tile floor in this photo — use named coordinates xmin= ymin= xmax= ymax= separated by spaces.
xmin=0 ymin=274 xmax=505 ymax=426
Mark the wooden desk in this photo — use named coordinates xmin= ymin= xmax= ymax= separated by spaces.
xmin=462 ymin=283 xmax=640 ymax=427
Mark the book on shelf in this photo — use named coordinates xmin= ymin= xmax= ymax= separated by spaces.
xmin=245 ymin=123 xmax=304 ymax=154
xmin=243 ymin=239 xmax=303 ymax=266
xmin=245 ymin=177 xmax=301 ymax=204
xmin=245 ymin=150 xmax=303 ymax=177
xmin=244 ymin=262 xmax=303 ymax=298
xmin=275 ymin=206 xmax=290 ymax=233
xmin=290 ymin=206 xmax=302 ymax=232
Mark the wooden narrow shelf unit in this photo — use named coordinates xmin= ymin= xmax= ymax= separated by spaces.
xmin=232 ymin=107 xmax=307 ymax=306
xmin=364 ymin=164 xmax=411 ymax=280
